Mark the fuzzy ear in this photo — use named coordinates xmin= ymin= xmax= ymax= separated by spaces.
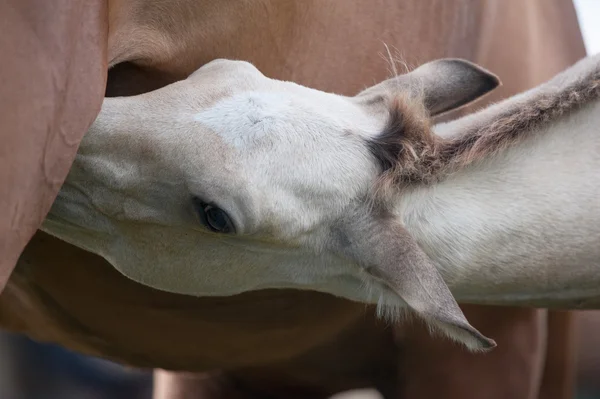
xmin=356 ymin=58 xmax=500 ymax=116
xmin=338 ymin=218 xmax=496 ymax=351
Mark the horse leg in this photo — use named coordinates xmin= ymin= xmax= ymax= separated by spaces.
xmin=0 ymin=0 xmax=107 ymax=292
xmin=396 ymin=306 xmax=547 ymax=399
xmin=153 ymin=370 xmax=253 ymax=399
xmin=538 ymin=311 xmax=578 ymax=399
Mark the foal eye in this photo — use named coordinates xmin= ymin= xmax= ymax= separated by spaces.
xmin=194 ymin=199 xmax=235 ymax=234
xmin=204 ymin=205 xmax=233 ymax=233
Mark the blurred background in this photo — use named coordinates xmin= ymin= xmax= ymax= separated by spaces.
xmin=1 ymin=1 xmax=599 ymax=398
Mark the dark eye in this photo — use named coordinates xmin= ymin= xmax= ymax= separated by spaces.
xmin=194 ymin=199 xmax=235 ymax=234
xmin=204 ymin=205 xmax=234 ymax=233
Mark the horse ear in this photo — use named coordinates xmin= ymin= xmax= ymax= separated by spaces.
xmin=337 ymin=218 xmax=496 ymax=351
xmin=356 ymin=58 xmax=500 ymax=116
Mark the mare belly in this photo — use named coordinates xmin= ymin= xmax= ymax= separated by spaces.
xmin=0 ymin=232 xmax=396 ymax=382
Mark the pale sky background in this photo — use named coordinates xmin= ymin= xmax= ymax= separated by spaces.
xmin=574 ymin=0 xmax=600 ymax=54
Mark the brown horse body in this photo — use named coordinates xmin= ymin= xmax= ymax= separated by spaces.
xmin=0 ymin=1 xmax=587 ymax=398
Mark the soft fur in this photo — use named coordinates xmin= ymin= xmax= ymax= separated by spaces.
xmin=43 ymin=54 xmax=600 ymax=352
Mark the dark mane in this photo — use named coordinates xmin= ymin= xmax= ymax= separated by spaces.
xmin=438 ymin=68 xmax=600 ymax=172
xmin=366 ymin=95 xmax=439 ymax=187
xmin=368 ymin=61 xmax=600 ymax=195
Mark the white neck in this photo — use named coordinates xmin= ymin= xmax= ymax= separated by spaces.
xmin=400 ymin=100 xmax=600 ymax=308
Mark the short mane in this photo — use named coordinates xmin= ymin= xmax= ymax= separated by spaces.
xmin=368 ymin=58 xmax=600 ymax=195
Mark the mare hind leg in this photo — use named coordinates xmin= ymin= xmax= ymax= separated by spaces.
xmin=153 ymin=371 xmax=251 ymax=399
xmin=538 ymin=311 xmax=578 ymax=399
xmin=395 ymin=306 xmax=547 ymax=399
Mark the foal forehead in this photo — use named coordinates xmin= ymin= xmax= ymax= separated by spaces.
xmin=193 ymin=87 xmax=376 ymax=153
xmin=192 ymin=59 xmax=369 ymax=111
xmin=193 ymin=90 xmax=296 ymax=148
xmin=190 ymin=63 xmax=382 ymax=150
